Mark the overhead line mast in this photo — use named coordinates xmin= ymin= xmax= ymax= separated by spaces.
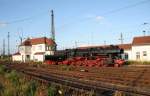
xmin=51 ymin=10 xmax=55 ymax=41
xmin=8 ymin=32 xmax=10 ymax=56
xmin=3 ymin=39 xmax=5 ymax=56
xmin=119 ymin=33 xmax=124 ymax=44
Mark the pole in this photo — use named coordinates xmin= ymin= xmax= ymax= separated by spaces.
xmin=119 ymin=33 xmax=124 ymax=44
xmin=75 ymin=41 xmax=78 ymax=48
xmin=104 ymin=40 xmax=106 ymax=46
xmin=7 ymin=32 xmax=10 ymax=57
xmin=143 ymin=30 xmax=146 ymax=36
xmin=3 ymin=39 xmax=5 ymax=56
xmin=51 ymin=10 xmax=55 ymax=41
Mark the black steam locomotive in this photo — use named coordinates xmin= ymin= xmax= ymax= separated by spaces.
xmin=45 ymin=45 xmax=123 ymax=62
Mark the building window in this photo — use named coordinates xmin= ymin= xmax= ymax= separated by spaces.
xmin=125 ymin=53 xmax=128 ymax=60
xmin=19 ymin=47 xmax=24 ymax=51
xmin=136 ymin=52 xmax=140 ymax=60
xmin=143 ymin=51 xmax=147 ymax=56
xmin=49 ymin=46 xmax=51 ymax=50
xmin=47 ymin=46 xmax=49 ymax=50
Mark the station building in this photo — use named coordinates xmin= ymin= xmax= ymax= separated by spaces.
xmin=12 ymin=37 xmax=56 ymax=62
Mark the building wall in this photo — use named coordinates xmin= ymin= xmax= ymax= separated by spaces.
xmin=131 ymin=45 xmax=150 ymax=61
xmin=12 ymin=40 xmax=56 ymax=62
xmin=19 ymin=46 xmax=31 ymax=55
xmin=124 ymin=50 xmax=132 ymax=60
xmin=45 ymin=51 xmax=54 ymax=55
xmin=34 ymin=55 xmax=44 ymax=62
xmin=31 ymin=44 xmax=46 ymax=54
xmin=12 ymin=55 xmax=22 ymax=61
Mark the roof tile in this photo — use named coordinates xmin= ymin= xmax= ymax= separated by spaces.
xmin=21 ymin=37 xmax=56 ymax=46
xmin=132 ymin=36 xmax=150 ymax=45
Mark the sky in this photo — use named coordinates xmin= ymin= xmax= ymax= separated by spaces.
xmin=0 ymin=0 xmax=150 ymax=54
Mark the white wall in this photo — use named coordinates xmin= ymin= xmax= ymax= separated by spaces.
xmin=19 ymin=46 xmax=31 ymax=55
xmin=132 ymin=45 xmax=150 ymax=61
xmin=32 ymin=44 xmax=46 ymax=54
xmin=124 ymin=50 xmax=132 ymax=60
xmin=12 ymin=55 xmax=22 ymax=61
xmin=34 ymin=55 xmax=44 ymax=62
xmin=45 ymin=51 xmax=54 ymax=55
xmin=14 ymin=43 xmax=55 ymax=62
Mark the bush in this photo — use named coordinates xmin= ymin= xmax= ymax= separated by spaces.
xmin=0 ymin=65 xmax=5 ymax=74
xmin=48 ymin=86 xmax=57 ymax=96
xmin=5 ymin=70 xmax=19 ymax=86
xmin=26 ymin=80 xmax=37 ymax=96
xmin=0 ymin=82 xmax=5 ymax=95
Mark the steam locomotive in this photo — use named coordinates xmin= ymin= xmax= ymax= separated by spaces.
xmin=45 ymin=45 xmax=125 ymax=67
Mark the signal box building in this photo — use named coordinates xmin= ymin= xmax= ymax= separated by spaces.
xmin=12 ymin=37 xmax=56 ymax=62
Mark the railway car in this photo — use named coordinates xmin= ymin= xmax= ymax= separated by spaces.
xmin=45 ymin=45 xmax=125 ymax=67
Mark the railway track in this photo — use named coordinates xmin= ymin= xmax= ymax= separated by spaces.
xmin=1 ymin=61 xmax=150 ymax=95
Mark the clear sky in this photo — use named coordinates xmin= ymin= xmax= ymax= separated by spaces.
xmin=0 ymin=0 xmax=150 ymax=54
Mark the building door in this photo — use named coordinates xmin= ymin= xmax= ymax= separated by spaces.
xmin=26 ymin=55 xmax=30 ymax=61
xmin=136 ymin=52 xmax=140 ymax=60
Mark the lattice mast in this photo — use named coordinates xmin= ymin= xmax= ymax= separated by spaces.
xmin=51 ymin=10 xmax=55 ymax=41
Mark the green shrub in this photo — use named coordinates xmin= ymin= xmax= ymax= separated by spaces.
xmin=5 ymin=70 xmax=19 ymax=86
xmin=26 ymin=80 xmax=37 ymax=96
xmin=125 ymin=60 xmax=150 ymax=65
xmin=48 ymin=86 xmax=56 ymax=96
xmin=0 ymin=65 xmax=5 ymax=74
xmin=0 ymin=82 xmax=5 ymax=96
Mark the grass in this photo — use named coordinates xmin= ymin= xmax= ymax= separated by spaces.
xmin=125 ymin=60 xmax=150 ymax=65
xmin=0 ymin=65 xmax=39 ymax=96
xmin=60 ymin=65 xmax=75 ymax=71
xmin=0 ymin=64 xmax=100 ymax=96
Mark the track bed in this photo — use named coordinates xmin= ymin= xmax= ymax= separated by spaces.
xmin=1 ymin=62 xmax=150 ymax=95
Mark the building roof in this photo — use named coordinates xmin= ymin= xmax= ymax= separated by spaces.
xmin=20 ymin=37 xmax=56 ymax=46
xmin=117 ymin=44 xmax=132 ymax=50
xmin=34 ymin=52 xmax=45 ymax=55
xmin=132 ymin=36 xmax=150 ymax=45
xmin=13 ymin=52 xmax=21 ymax=55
